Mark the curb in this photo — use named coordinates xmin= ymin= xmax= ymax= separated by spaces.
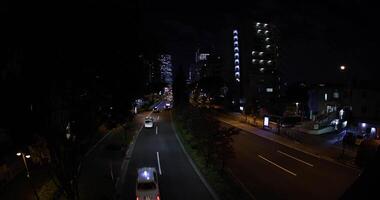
xmin=170 ymin=112 xmax=220 ymax=200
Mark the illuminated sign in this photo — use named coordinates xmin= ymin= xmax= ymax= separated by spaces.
xmin=264 ymin=116 xmax=269 ymax=127
xmin=199 ymin=53 xmax=210 ymax=61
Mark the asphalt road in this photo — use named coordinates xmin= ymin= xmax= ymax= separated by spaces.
xmin=117 ymin=104 xmax=213 ymax=200
xmin=220 ymin=122 xmax=360 ymax=200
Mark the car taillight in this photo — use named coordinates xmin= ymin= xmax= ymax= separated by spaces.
xmin=136 ymin=197 xmax=139 ymax=200
xmin=156 ymin=195 xmax=160 ymax=200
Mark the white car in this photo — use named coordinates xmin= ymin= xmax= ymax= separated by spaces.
xmin=144 ymin=117 xmax=154 ymax=128
xmin=136 ymin=167 xmax=160 ymax=200
xmin=164 ymin=103 xmax=171 ymax=110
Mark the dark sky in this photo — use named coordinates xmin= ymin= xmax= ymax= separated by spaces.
xmin=139 ymin=0 xmax=379 ymax=84
xmin=3 ymin=0 xmax=378 ymax=84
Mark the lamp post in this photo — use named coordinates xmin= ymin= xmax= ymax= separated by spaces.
xmin=295 ymin=102 xmax=299 ymax=115
xmin=17 ymin=152 xmax=40 ymax=200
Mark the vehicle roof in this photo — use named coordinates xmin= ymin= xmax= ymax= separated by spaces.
xmin=137 ymin=167 xmax=157 ymax=183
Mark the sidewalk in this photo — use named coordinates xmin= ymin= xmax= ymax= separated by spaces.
xmin=213 ymin=111 xmax=359 ymax=169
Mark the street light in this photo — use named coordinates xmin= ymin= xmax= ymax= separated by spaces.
xmin=295 ymin=102 xmax=299 ymax=115
xmin=340 ymin=65 xmax=346 ymax=71
xmin=17 ymin=152 xmax=39 ymax=200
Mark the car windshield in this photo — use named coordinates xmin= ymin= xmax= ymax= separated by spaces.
xmin=137 ymin=182 xmax=156 ymax=190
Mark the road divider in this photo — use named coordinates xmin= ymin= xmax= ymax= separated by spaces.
xmin=258 ymin=155 xmax=297 ymax=176
xmin=156 ymin=152 xmax=162 ymax=175
xmin=277 ymin=150 xmax=314 ymax=167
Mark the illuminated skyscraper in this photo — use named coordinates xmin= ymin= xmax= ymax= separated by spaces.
xmin=159 ymin=54 xmax=173 ymax=85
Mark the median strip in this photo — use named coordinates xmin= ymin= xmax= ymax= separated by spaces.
xmin=258 ymin=155 xmax=297 ymax=176
xmin=277 ymin=150 xmax=314 ymax=167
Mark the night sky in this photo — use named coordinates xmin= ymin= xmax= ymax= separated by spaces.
xmin=3 ymin=0 xmax=378 ymax=84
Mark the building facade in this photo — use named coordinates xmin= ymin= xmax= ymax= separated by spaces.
xmin=229 ymin=21 xmax=281 ymax=115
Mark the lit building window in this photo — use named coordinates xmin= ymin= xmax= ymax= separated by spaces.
xmin=324 ymin=93 xmax=328 ymax=101
xmin=267 ymin=60 xmax=272 ymax=65
xmin=259 ymin=52 xmax=264 ymax=56
xmin=257 ymin=29 xmax=262 ymax=34
xmin=234 ymin=47 xmax=239 ymax=52
xmin=233 ymin=30 xmax=238 ymax=35
xmin=234 ymin=53 xmax=239 ymax=58
xmin=234 ymin=41 xmax=238 ymax=46
xmin=266 ymin=88 xmax=273 ymax=92
xmin=233 ymin=36 xmax=238 ymax=41
xmin=265 ymin=30 xmax=269 ymax=34
xmin=266 ymin=45 xmax=271 ymax=49
xmin=252 ymin=59 xmax=257 ymax=63
xmin=259 ymin=68 xmax=265 ymax=72
xmin=259 ymin=60 xmax=264 ymax=64
xmin=265 ymin=37 xmax=270 ymax=42
xmin=333 ymin=92 xmax=339 ymax=98
xmin=235 ymin=59 xmax=239 ymax=65
xmin=252 ymin=51 xmax=256 ymax=55
xmin=256 ymin=22 xmax=261 ymax=26
xmin=235 ymin=66 xmax=240 ymax=71
xmin=264 ymin=23 xmax=268 ymax=27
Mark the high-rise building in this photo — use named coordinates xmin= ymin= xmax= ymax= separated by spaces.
xmin=229 ymin=21 xmax=281 ymax=114
xmin=159 ymin=54 xmax=173 ymax=85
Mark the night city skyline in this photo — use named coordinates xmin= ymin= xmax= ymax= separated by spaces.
xmin=1 ymin=1 xmax=380 ymax=200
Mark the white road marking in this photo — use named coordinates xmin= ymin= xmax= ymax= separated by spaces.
xmin=156 ymin=126 xmax=158 ymax=135
xmin=156 ymin=152 xmax=162 ymax=175
xmin=258 ymin=155 xmax=297 ymax=176
xmin=277 ymin=150 xmax=314 ymax=167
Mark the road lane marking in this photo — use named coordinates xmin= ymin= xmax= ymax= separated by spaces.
xmin=156 ymin=152 xmax=162 ymax=175
xmin=277 ymin=150 xmax=314 ymax=167
xmin=158 ymin=116 xmax=160 ymax=121
xmin=258 ymin=155 xmax=297 ymax=176
xmin=156 ymin=126 xmax=158 ymax=135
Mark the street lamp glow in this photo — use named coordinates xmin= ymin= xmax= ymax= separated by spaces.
xmin=25 ymin=155 xmax=31 ymax=159
xmin=17 ymin=152 xmax=21 ymax=156
xmin=340 ymin=65 xmax=346 ymax=70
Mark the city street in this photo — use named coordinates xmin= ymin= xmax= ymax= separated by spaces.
xmin=116 ymin=104 xmax=214 ymax=200
xmin=219 ymin=120 xmax=361 ymax=200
